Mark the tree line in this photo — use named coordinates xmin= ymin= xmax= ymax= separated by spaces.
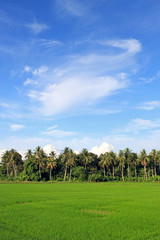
xmin=1 ymin=147 xmax=160 ymax=182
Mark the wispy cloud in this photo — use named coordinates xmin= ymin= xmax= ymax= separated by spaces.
xmin=24 ymin=78 xmax=38 ymax=86
xmin=41 ymin=126 xmax=76 ymax=138
xmin=139 ymin=71 xmax=160 ymax=83
xmin=114 ymin=118 xmax=160 ymax=134
xmin=137 ymin=101 xmax=160 ymax=110
xmin=100 ymin=39 xmax=141 ymax=54
xmin=24 ymin=65 xmax=48 ymax=77
xmin=55 ymin=0 xmax=86 ymax=17
xmin=25 ymin=22 xmax=49 ymax=34
xmin=10 ymin=124 xmax=25 ymax=131
xmin=25 ymin=38 xmax=141 ymax=116
xmin=38 ymin=39 xmax=62 ymax=48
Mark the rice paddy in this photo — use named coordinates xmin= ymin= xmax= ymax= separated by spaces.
xmin=0 ymin=182 xmax=160 ymax=240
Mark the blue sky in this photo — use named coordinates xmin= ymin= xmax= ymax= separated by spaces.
xmin=0 ymin=0 xmax=160 ymax=157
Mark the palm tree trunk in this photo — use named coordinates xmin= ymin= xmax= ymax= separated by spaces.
xmin=122 ymin=165 xmax=124 ymax=181
xmin=50 ymin=169 xmax=52 ymax=181
xmin=154 ymin=161 xmax=157 ymax=177
xmin=85 ymin=162 xmax=86 ymax=170
xmin=148 ymin=167 xmax=150 ymax=178
xmin=64 ymin=165 xmax=67 ymax=181
xmin=152 ymin=168 xmax=154 ymax=177
xmin=144 ymin=165 xmax=147 ymax=179
xmin=14 ymin=164 xmax=17 ymax=178
xmin=6 ymin=164 xmax=9 ymax=177
xmin=104 ymin=167 xmax=105 ymax=177
xmin=39 ymin=165 xmax=41 ymax=179
xmin=135 ymin=167 xmax=137 ymax=178
xmin=112 ymin=166 xmax=115 ymax=179
xmin=69 ymin=167 xmax=72 ymax=182
xmin=128 ymin=164 xmax=130 ymax=178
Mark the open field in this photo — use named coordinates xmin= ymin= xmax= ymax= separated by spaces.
xmin=0 ymin=182 xmax=160 ymax=240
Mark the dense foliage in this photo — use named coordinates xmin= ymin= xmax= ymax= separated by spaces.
xmin=1 ymin=147 xmax=160 ymax=182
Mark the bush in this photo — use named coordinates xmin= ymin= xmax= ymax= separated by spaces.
xmin=72 ymin=167 xmax=88 ymax=181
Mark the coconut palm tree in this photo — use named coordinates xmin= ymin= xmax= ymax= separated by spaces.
xmin=47 ymin=151 xmax=57 ymax=181
xmin=150 ymin=149 xmax=157 ymax=177
xmin=109 ymin=151 xmax=117 ymax=179
xmin=61 ymin=147 xmax=70 ymax=181
xmin=131 ymin=153 xmax=138 ymax=178
xmin=67 ymin=149 xmax=76 ymax=182
xmin=10 ymin=149 xmax=17 ymax=178
xmin=99 ymin=154 xmax=107 ymax=177
xmin=139 ymin=149 xmax=148 ymax=179
xmin=118 ymin=150 xmax=125 ymax=181
xmin=34 ymin=146 xmax=46 ymax=180
xmin=124 ymin=148 xmax=132 ymax=178
xmin=2 ymin=150 xmax=11 ymax=177
xmin=25 ymin=149 xmax=32 ymax=161
xmin=81 ymin=148 xmax=92 ymax=170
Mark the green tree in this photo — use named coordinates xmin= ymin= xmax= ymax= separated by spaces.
xmin=34 ymin=146 xmax=46 ymax=180
xmin=150 ymin=149 xmax=157 ymax=177
xmin=25 ymin=149 xmax=33 ymax=161
xmin=67 ymin=149 xmax=76 ymax=182
xmin=118 ymin=150 xmax=125 ymax=181
xmin=99 ymin=153 xmax=109 ymax=177
xmin=109 ymin=151 xmax=117 ymax=179
xmin=81 ymin=148 xmax=92 ymax=170
xmin=1 ymin=150 xmax=10 ymax=177
xmin=131 ymin=153 xmax=138 ymax=178
xmin=47 ymin=151 xmax=57 ymax=181
xmin=61 ymin=147 xmax=70 ymax=181
xmin=139 ymin=149 xmax=148 ymax=179
xmin=124 ymin=148 xmax=132 ymax=178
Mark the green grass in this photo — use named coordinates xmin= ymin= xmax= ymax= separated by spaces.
xmin=0 ymin=182 xmax=160 ymax=240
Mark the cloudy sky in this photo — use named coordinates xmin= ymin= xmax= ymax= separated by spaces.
xmin=0 ymin=0 xmax=160 ymax=157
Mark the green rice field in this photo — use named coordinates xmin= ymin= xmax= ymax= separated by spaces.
xmin=0 ymin=182 xmax=160 ymax=240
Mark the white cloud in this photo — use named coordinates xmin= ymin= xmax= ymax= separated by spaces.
xmin=113 ymin=118 xmax=160 ymax=135
xmin=24 ymin=78 xmax=38 ymax=86
xmin=25 ymin=22 xmax=49 ymax=34
xmin=43 ymin=144 xmax=59 ymax=156
xmin=139 ymin=70 xmax=160 ymax=83
xmin=28 ymin=75 xmax=127 ymax=116
xmin=41 ymin=126 xmax=76 ymax=138
xmin=25 ymin=38 xmax=140 ymax=116
xmin=46 ymin=125 xmax=58 ymax=131
xmin=55 ymin=0 xmax=86 ymax=17
xmin=137 ymin=101 xmax=160 ymax=110
xmin=24 ymin=65 xmax=48 ymax=76
xmin=90 ymin=142 xmax=113 ymax=156
xmin=10 ymin=124 xmax=25 ymax=131
xmin=39 ymin=39 xmax=62 ymax=48
xmin=99 ymin=39 xmax=141 ymax=54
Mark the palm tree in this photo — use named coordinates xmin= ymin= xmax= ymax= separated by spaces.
xmin=2 ymin=150 xmax=11 ymax=177
xmin=25 ymin=149 xmax=32 ymax=161
xmin=47 ymin=151 xmax=57 ymax=181
xmin=124 ymin=148 xmax=132 ymax=178
xmin=139 ymin=149 xmax=148 ymax=179
xmin=61 ymin=147 xmax=70 ymax=181
xmin=150 ymin=149 xmax=157 ymax=177
xmin=34 ymin=146 xmax=46 ymax=180
xmin=10 ymin=149 xmax=17 ymax=178
xmin=99 ymin=153 xmax=107 ymax=177
xmin=118 ymin=150 xmax=125 ymax=181
xmin=81 ymin=148 xmax=92 ymax=170
xmin=109 ymin=151 xmax=117 ymax=179
xmin=67 ymin=149 xmax=76 ymax=182
xmin=131 ymin=153 xmax=138 ymax=178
